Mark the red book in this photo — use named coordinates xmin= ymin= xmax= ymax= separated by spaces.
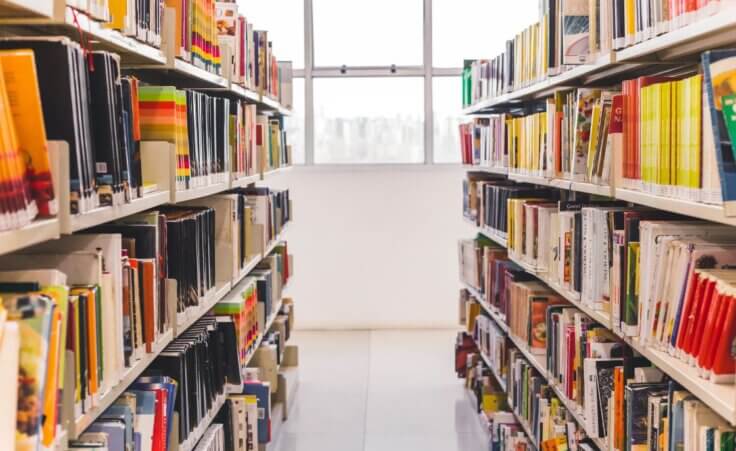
xmin=152 ymin=388 xmax=168 ymax=451
xmin=696 ymin=287 xmax=728 ymax=372
xmin=622 ymin=80 xmax=632 ymax=179
xmin=565 ymin=326 xmax=575 ymax=399
xmin=684 ymin=276 xmax=718 ymax=358
xmin=711 ymin=293 xmax=736 ymax=382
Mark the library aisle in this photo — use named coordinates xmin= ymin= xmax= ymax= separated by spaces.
xmin=271 ymin=330 xmax=488 ymax=451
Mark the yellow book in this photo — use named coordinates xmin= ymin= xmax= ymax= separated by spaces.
xmin=72 ymin=297 xmax=81 ymax=406
xmin=466 ymin=302 xmax=480 ymax=333
xmin=482 ymin=392 xmax=505 ymax=413
xmin=640 ymin=85 xmax=650 ymax=184
xmin=587 ymin=101 xmax=602 ymax=179
xmin=673 ymin=79 xmax=683 ymax=187
xmin=678 ymin=78 xmax=690 ymax=189
xmin=660 ymin=81 xmax=672 ymax=188
xmin=106 ymin=0 xmax=126 ymax=30
xmin=688 ymin=74 xmax=702 ymax=190
xmin=589 ymin=0 xmax=599 ymax=54
xmin=0 ymin=50 xmax=56 ymax=216
xmin=625 ymin=0 xmax=636 ymax=41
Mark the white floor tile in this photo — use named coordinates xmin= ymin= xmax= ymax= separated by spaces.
xmin=271 ymin=330 xmax=488 ymax=451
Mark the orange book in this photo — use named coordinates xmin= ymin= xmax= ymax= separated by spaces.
xmin=140 ymin=259 xmax=156 ymax=352
xmin=41 ymin=307 xmax=62 ymax=446
xmin=613 ymin=366 xmax=625 ymax=450
xmin=0 ymin=50 xmax=56 ymax=217
xmin=0 ymin=56 xmax=33 ymax=226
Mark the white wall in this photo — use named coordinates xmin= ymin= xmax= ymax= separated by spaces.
xmin=269 ymin=165 xmax=471 ymax=330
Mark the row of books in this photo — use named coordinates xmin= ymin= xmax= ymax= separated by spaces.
xmin=70 ymin=0 xmax=295 ymax=104
xmin=69 ymin=291 xmax=295 ymax=450
xmin=466 ymin=174 xmax=736 ymax=366
xmin=214 ymin=2 xmax=293 ymax=106
xmin=0 ymin=37 xmax=293 ymax=236
xmin=456 ymin=328 xmax=597 ymax=450
xmin=459 ymin=286 xmax=736 ymax=450
xmin=140 ymin=87 xmax=291 ymax=191
xmin=0 ymin=191 xmax=291 ymax=450
xmin=461 ymin=52 xmax=736 ymax=204
xmin=461 ymin=0 xmax=728 ymax=107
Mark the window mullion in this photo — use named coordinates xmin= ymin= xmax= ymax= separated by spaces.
xmin=423 ymin=0 xmax=433 ymax=164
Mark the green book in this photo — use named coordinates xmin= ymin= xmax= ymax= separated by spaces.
xmin=723 ymin=93 xmax=736 ymax=160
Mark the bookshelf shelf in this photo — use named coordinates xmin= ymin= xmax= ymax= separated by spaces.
xmin=171 ymin=58 xmax=229 ymax=88
xmin=175 ymin=282 xmax=232 ymax=337
xmin=0 ymin=7 xmax=168 ymax=65
xmin=0 ymin=0 xmax=55 ymax=18
xmin=230 ymin=174 xmax=261 ymax=189
xmin=65 ymin=190 xmax=171 ymax=233
xmin=464 ymin=165 xmax=508 ymax=176
xmin=170 ymin=181 xmax=230 ymax=204
xmin=507 ymin=397 xmax=539 ymax=451
xmin=508 ymin=173 xmax=554 ymax=187
xmin=72 ymin=328 xmax=174 ymax=439
xmin=266 ymin=365 xmax=299 ymax=451
xmin=569 ymin=181 xmax=614 ymax=197
xmin=615 ymin=6 xmax=736 ymax=62
xmin=547 ymin=382 xmax=607 ymax=450
xmin=462 ymin=7 xmax=736 ymax=114
xmin=462 ymin=54 xmax=613 ymax=115
xmin=464 ymin=391 xmax=494 ymax=444
xmin=262 ymin=165 xmax=293 ymax=179
xmin=473 ymin=336 xmax=507 ymax=393
xmin=615 ymin=188 xmax=736 ymax=226
xmin=623 ymin=338 xmax=736 ymax=426
xmin=0 ymin=217 xmax=61 ymax=256
xmin=179 ymin=392 xmax=227 ymax=451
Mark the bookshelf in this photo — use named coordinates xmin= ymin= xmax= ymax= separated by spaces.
xmin=179 ymin=393 xmax=228 ymax=451
xmin=0 ymin=1 xmax=297 ymax=448
xmin=71 ymin=329 xmax=174 ymax=438
xmin=462 ymin=5 xmax=736 ymax=115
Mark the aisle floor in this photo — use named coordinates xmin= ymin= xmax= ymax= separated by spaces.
xmin=271 ymin=330 xmax=488 ymax=451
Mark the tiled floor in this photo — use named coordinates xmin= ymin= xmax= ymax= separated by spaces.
xmin=271 ymin=330 xmax=489 ymax=451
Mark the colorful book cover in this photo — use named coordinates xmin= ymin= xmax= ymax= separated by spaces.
xmin=2 ymin=293 xmax=53 ymax=451
xmin=0 ymin=50 xmax=56 ymax=217
xmin=702 ymin=50 xmax=736 ymax=212
xmin=723 ymin=93 xmax=736 ymax=153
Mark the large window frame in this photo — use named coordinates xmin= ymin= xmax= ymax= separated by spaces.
xmin=298 ymin=0 xmax=462 ymax=165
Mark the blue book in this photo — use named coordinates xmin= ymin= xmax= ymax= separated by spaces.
xmin=129 ymin=390 xmax=156 ymax=451
xmin=99 ymin=404 xmax=133 ymax=449
xmin=702 ymin=49 xmax=736 ymax=211
xmin=132 ymin=377 xmax=178 ymax=444
xmin=86 ymin=421 xmax=126 ymax=451
xmin=242 ymin=381 xmax=271 ymax=444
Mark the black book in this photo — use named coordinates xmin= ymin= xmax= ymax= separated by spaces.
xmin=0 ymin=38 xmax=96 ymax=211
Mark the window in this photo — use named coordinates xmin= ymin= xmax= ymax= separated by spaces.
xmin=239 ymin=0 xmax=305 ymax=68
xmin=314 ymin=78 xmax=424 ymax=164
xmin=286 ymin=78 xmax=306 ymax=164
xmin=246 ymin=0 xmax=539 ymax=164
xmin=433 ymin=76 xmax=462 ymax=163
xmin=312 ymin=0 xmax=423 ymax=66
xmin=432 ymin=0 xmax=540 ymax=68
